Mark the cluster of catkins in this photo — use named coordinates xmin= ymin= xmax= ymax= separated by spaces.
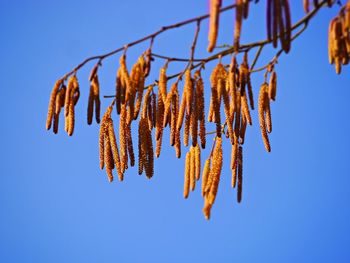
xmin=328 ymin=1 xmax=350 ymax=74
xmin=46 ymin=75 xmax=82 ymax=135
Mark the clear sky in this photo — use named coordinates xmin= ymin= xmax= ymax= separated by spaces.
xmin=1 ymin=1 xmax=350 ymax=262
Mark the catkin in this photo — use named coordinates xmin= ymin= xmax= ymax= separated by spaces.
xmin=195 ymin=144 xmax=201 ymax=181
xmin=207 ymin=137 xmax=223 ymax=206
xmin=184 ymin=112 xmax=190 ymax=146
xmin=239 ymin=114 xmax=247 ymax=144
xmin=46 ymin=79 xmax=63 ymax=130
xmin=234 ymin=0 xmax=243 ymax=52
xmin=184 ymin=151 xmax=191 ymax=199
xmin=155 ymin=94 xmax=165 ymax=158
xmin=201 ymin=159 xmax=211 ymax=197
xmin=241 ymin=92 xmax=252 ymax=125
xmin=119 ymin=104 xmax=127 ymax=173
xmin=99 ymin=106 xmax=113 ymax=170
xmin=107 ymin=119 xmax=123 ymax=181
xmin=125 ymin=124 xmax=135 ymax=167
xmin=170 ymin=88 xmax=179 ymax=146
xmin=258 ymin=83 xmax=271 ymax=152
xmin=176 ymin=88 xmax=187 ymax=132
xmin=175 ymin=127 xmax=182 ymax=158
xmin=207 ymin=0 xmax=222 ymax=52
xmin=231 ymin=143 xmax=238 ymax=188
xmin=190 ymin=87 xmax=198 ymax=147
xmin=196 ymin=75 xmax=206 ymax=149
xmin=189 ymin=147 xmax=196 ymax=191
xmin=88 ymin=74 xmax=100 ymax=125
xmin=104 ymin=131 xmax=114 ymax=183
xmin=163 ymin=83 xmax=177 ymax=127
xmin=303 ymin=0 xmax=310 ymax=13
xmin=265 ymin=100 xmax=272 ymax=135
xmin=184 ymin=69 xmax=193 ymax=116
xmin=268 ymin=70 xmax=277 ymax=101
xmin=237 ymin=146 xmax=243 ymax=203
xmin=158 ymin=65 xmax=168 ymax=104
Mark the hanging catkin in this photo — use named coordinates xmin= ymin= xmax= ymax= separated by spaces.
xmin=201 ymin=158 xmax=211 ymax=197
xmin=258 ymin=83 xmax=271 ymax=152
xmin=155 ymin=93 xmax=165 ymax=158
xmin=176 ymin=87 xmax=187 ymax=132
xmin=237 ymin=146 xmax=243 ymax=203
xmin=158 ymin=64 xmax=168 ymax=104
xmin=88 ymin=73 xmax=101 ymax=125
xmin=234 ymin=0 xmax=243 ymax=52
xmin=184 ymin=69 xmax=193 ymax=116
xmin=133 ymin=56 xmax=145 ymax=120
xmin=125 ymin=123 xmax=135 ymax=167
xmin=195 ymin=144 xmax=201 ymax=181
xmin=196 ymin=74 xmax=206 ymax=149
xmin=189 ymin=147 xmax=196 ymax=191
xmin=184 ymin=151 xmax=191 ymax=198
xmin=231 ymin=143 xmax=238 ymax=188
xmin=107 ymin=118 xmax=123 ymax=181
xmin=207 ymin=137 xmax=223 ymax=206
xmin=119 ymin=104 xmax=128 ymax=173
xmin=46 ymin=79 xmax=63 ymax=130
xmin=268 ymin=70 xmax=277 ymax=101
xmin=208 ymin=0 xmax=222 ymax=52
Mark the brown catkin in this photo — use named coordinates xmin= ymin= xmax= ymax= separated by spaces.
xmin=100 ymin=106 xmax=113 ymax=170
xmin=107 ymin=119 xmax=123 ymax=181
xmin=184 ymin=111 xmax=190 ymax=146
xmin=265 ymin=93 xmax=272 ymax=133
xmin=176 ymin=88 xmax=187 ymax=132
xmin=116 ymin=69 xmax=122 ymax=114
xmin=190 ymin=86 xmax=198 ymax=147
xmin=201 ymin=159 xmax=211 ymax=197
xmin=88 ymin=75 xmax=100 ymax=125
xmin=138 ymin=118 xmax=145 ymax=175
xmin=163 ymin=83 xmax=177 ymax=127
xmin=241 ymin=92 xmax=252 ymax=125
xmin=125 ymin=123 xmax=135 ymax=167
xmin=104 ymin=132 xmax=114 ymax=183
xmin=155 ymin=94 xmax=165 ymax=158
xmin=239 ymin=114 xmax=247 ymax=144
xmin=195 ymin=75 xmax=206 ymax=149
xmin=53 ymin=88 xmax=63 ymax=134
xmin=158 ymin=65 xmax=168 ymax=104
xmin=152 ymin=93 xmax=157 ymax=128
xmin=207 ymin=137 xmax=223 ymax=206
xmin=268 ymin=70 xmax=277 ymax=101
xmin=234 ymin=0 xmax=243 ymax=52
xmin=237 ymin=146 xmax=243 ymax=203
xmin=175 ymin=127 xmax=181 ymax=158
xmin=195 ymin=144 xmax=201 ymax=181
xmin=64 ymin=75 xmax=77 ymax=117
xmin=46 ymin=79 xmax=63 ymax=130
xmin=231 ymin=143 xmax=238 ymax=188
xmin=145 ymin=119 xmax=154 ymax=179
xmin=184 ymin=151 xmax=191 ymax=198
xmin=184 ymin=69 xmax=193 ymax=116
xmin=207 ymin=0 xmax=221 ymax=52
xmin=170 ymin=89 xmax=179 ymax=146
xmin=212 ymin=78 xmax=221 ymax=137
xmin=258 ymin=83 xmax=271 ymax=152
xmin=87 ymin=78 xmax=94 ymax=125
xmin=190 ymin=147 xmax=196 ymax=191
xmin=119 ymin=104 xmax=127 ymax=173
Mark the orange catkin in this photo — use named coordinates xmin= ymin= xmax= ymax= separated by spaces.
xmin=46 ymin=79 xmax=63 ymax=130
xmin=176 ymin=88 xmax=187 ymax=132
xmin=207 ymin=137 xmax=223 ymax=206
xmin=107 ymin=119 xmax=123 ymax=181
xmin=268 ymin=70 xmax=277 ymax=101
xmin=201 ymin=158 xmax=211 ymax=197
xmin=104 ymin=131 xmax=114 ymax=183
xmin=234 ymin=0 xmax=243 ymax=52
xmin=207 ymin=0 xmax=222 ymax=52
xmin=184 ymin=151 xmax=191 ymax=199
xmin=190 ymin=147 xmax=196 ymax=191
xmin=184 ymin=69 xmax=193 ymax=116
xmin=195 ymin=144 xmax=201 ymax=181
xmin=158 ymin=65 xmax=168 ymax=104
xmin=258 ymin=83 xmax=271 ymax=152
xmin=119 ymin=104 xmax=127 ymax=173
xmin=125 ymin=123 xmax=135 ymax=167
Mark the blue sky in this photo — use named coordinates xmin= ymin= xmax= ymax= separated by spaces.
xmin=1 ymin=1 xmax=350 ymax=262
